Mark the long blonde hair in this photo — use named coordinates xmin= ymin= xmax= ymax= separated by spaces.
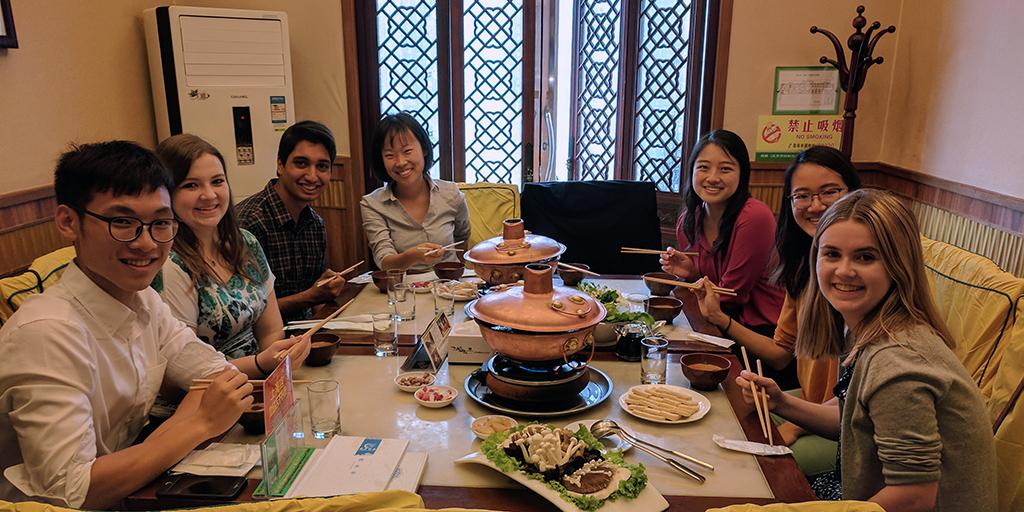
xmin=795 ymin=189 xmax=954 ymax=363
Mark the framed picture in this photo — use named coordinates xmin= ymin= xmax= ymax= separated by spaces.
xmin=0 ymin=0 xmax=18 ymax=49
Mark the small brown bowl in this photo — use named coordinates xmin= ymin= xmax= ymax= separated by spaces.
xmin=643 ymin=272 xmax=678 ymax=296
xmin=433 ymin=261 xmax=465 ymax=280
xmin=371 ymin=270 xmax=389 ymax=293
xmin=644 ymin=296 xmax=683 ymax=323
xmin=680 ymin=353 xmax=731 ymax=391
xmin=239 ymin=404 xmax=265 ymax=435
xmin=304 ymin=332 xmax=340 ymax=367
xmin=557 ymin=263 xmax=589 ymax=287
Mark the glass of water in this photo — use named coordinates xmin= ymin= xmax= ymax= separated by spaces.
xmin=640 ymin=337 xmax=669 ymax=385
xmin=431 ymin=279 xmax=457 ymax=318
xmin=391 ymin=282 xmax=416 ymax=321
xmin=385 ymin=269 xmax=406 ymax=306
xmin=307 ymin=380 xmax=341 ymax=439
xmin=371 ymin=312 xmax=398 ymax=357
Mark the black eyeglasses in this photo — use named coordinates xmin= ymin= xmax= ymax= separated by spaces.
xmin=78 ymin=209 xmax=179 ymax=243
xmin=788 ymin=187 xmax=847 ymax=209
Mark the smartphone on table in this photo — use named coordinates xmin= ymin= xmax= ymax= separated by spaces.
xmin=155 ymin=474 xmax=248 ymax=500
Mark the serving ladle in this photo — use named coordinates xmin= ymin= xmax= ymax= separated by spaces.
xmin=591 ymin=420 xmax=714 ymax=479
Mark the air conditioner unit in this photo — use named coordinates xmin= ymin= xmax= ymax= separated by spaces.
xmin=143 ymin=6 xmax=294 ymax=202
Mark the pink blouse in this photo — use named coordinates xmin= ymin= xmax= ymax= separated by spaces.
xmin=675 ymin=197 xmax=785 ymax=329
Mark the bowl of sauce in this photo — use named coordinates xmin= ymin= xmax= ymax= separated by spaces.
xmin=680 ymin=353 xmax=731 ymax=391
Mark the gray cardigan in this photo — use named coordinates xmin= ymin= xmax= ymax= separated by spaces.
xmin=840 ymin=324 xmax=997 ymax=510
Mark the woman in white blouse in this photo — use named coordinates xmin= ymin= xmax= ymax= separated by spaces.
xmin=360 ymin=112 xmax=471 ymax=271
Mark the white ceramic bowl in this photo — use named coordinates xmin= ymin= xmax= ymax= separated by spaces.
xmin=414 ymin=385 xmax=458 ymax=408
xmin=471 ymin=415 xmax=518 ymax=440
xmin=394 ymin=372 xmax=435 ymax=392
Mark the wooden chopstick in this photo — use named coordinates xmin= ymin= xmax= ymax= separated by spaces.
xmin=642 ymin=275 xmax=738 ymax=297
xmin=556 ymin=261 xmax=601 ymax=277
xmin=741 ymin=346 xmax=769 ymax=441
xmin=315 ymin=260 xmax=365 ymax=287
xmin=273 ymin=297 xmax=356 ymax=361
xmin=189 ymin=379 xmax=313 ymax=391
xmin=756 ymin=359 xmax=773 ymax=445
xmin=424 ymin=240 xmax=465 ymax=257
xmin=620 ymin=246 xmax=699 ymax=257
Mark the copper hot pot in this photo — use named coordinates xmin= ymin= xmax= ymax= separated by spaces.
xmin=464 ymin=218 xmax=565 ymax=285
xmin=468 ymin=263 xmax=606 ymax=362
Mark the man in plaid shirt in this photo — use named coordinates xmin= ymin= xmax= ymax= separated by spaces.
xmin=237 ymin=121 xmax=346 ymax=322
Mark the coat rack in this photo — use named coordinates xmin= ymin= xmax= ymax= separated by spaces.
xmin=810 ymin=5 xmax=895 ymax=158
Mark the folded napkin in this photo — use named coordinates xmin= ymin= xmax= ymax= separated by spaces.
xmin=349 ymin=271 xmax=372 ymax=285
xmin=684 ymin=331 xmax=735 ymax=349
xmin=172 ymin=443 xmax=261 ymax=476
xmin=712 ymin=434 xmax=792 ymax=456
xmin=287 ymin=314 xmax=375 ymax=332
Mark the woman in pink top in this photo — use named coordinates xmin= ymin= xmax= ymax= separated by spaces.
xmin=661 ymin=129 xmax=794 ymax=388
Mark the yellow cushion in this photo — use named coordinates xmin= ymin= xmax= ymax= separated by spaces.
xmin=991 ymin=295 xmax=1024 ymax=512
xmin=0 ymin=490 xmax=425 ymax=512
xmin=920 ymin=236 xmax=1024 ymax=400
xmin=456 ymin=183 xmax=520 ymax=249
xmin=706 ymin=501 xmax=884 ymax=512
xmin=0 ymin=246 xmax=75 ymax=323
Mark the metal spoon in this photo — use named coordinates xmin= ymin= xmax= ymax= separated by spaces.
xmin=590 ymin=420 xmax=706 ymax=483
xmin=591 ymin=419 xmax=715 ymax=471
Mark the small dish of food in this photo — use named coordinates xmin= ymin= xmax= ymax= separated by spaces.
xmin=471 ymin=415 xmax=518 ymax=440
xmin=435 ymin=280 xmax=480 ymax=301
xmin=395 ymin=372 xmax=436 ymax=392
xmin=410 ymin=280 xmax=434 ymax=293
xmin=415 ymin=385 xmax=458 ymax=408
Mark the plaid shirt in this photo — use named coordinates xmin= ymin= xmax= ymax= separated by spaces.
xmin=237 ymin=179 xmax=326 ymax=321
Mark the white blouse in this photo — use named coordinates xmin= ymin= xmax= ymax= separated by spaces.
xmin=360 ymin=179 xmax=471 ymax=271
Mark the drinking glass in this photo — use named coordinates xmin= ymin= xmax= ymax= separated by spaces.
xmin=385 ymin=269 xmax=406 ymax=306
xmin=640 ymin=337 xmax=669 ymax=384
xmin=371 ymin=312 xmax=398 ymax=357
xmin=431 ymin=279 xmax=457 ymax=318
xmin=307 ymin=380 xmax=341 ymax=439
xmin=391 ymin=282 xmax=416 ymax=321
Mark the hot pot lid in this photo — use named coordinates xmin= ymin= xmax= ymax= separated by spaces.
xmin=464 ymin=218 xmax=565 ymax=266
xmin=469 ymin=264 xmax=606 ymax=332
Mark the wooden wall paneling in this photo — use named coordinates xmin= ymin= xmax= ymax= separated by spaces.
xmin=0 ymin=220 xmax=66 ymax=276
xmin=0 ymin=186 xmax=65 ymax=275
xmin=314 ymin=157 xmax=367 ymax=275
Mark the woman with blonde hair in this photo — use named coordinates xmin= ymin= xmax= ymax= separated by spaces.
xmin=738 ymin=189 xmax=996 ymax=510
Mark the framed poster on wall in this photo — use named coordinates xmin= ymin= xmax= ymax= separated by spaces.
xmin=0 ymin=0 xmax=18 ymax=49
xmin=773 ymin=66 xmax=839 ymax=114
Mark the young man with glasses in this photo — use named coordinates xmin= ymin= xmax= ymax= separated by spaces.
xmin=0 ymin=141 xmax=253 ymax=508
xmin=237 ymin=121 xmax=346 ymax=322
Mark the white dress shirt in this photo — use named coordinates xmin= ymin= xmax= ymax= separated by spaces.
xmin=360 ymin=179 xmax=471 ymax=271
xmin=0 ymin=262 xmax=229 ymax=507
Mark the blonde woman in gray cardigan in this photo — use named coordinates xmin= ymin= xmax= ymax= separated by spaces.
xmin=737 ymin=189 xmax=996 ymax=512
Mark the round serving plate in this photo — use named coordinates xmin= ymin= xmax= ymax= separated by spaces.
xmin=463 ymin=366 xmax=613 ymax=418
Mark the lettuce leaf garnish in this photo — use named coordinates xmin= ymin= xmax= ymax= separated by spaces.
xmin=480 ymin=423 xmax=647 ymax=511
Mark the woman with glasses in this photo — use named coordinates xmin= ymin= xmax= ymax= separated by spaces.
xmin=660 ymin=130 xmax=792 ymax=387
xmin=151 ymin=134 xmax=310 ymax=402
xmin=691 ymin=145 xmax=861 ymax=495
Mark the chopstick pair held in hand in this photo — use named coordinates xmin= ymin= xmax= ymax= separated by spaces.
xmin=740 ymin=346 xmax=774 ymax=445
xmin=424 ymin=240 xmax=465 ymax=257
xmin=274 ymin=297 xmax=356 ymax=361
xmin=315 ymin=260 xmax=365 ymax=288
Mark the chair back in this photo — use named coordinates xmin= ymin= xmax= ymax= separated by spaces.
xmin=991 ymin=294 xmax=1024 ymax=511
xmin=456 ymin=182 xmax=520 ymax=249
xmin=920 ymin=236 xmax=1024 ymax=403
xmin=0 ymin=246 xmax=76 ymax=323
xmin=520 ymin=180 xmax=661 ymax=274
